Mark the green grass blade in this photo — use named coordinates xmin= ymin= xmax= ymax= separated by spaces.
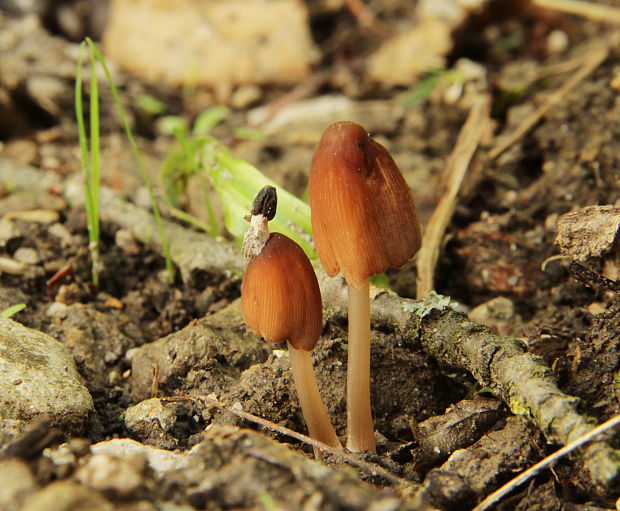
xmin=75 ymin=41 xmax=100 ymax=285
xmin=167 ymin=205 xmax=214 ymax=233
xmin=1 ymin=303 xmax=26 ymax=318
xmin=400 ymin=71 xmax=442 ymax=107
xmin=75 ymin=42 xmax=90 ymax=184
xmin=85 ymin=38 xmax=175 ymax=283
xmin=88 ymin=46 xmax=101 ymax=285
xmin=136 ymin=93 xmax=168 ymax=116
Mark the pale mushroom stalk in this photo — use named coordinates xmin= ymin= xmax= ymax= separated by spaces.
xmin=346 ymin=281 xmax=374 ymax=452
xmin=242 ymin=186 xmax=342 ymax=455
xmin=287 ymin=341 xmax=341 ymax=450
xmin=309 ymin=121 xmax=422 ymax=453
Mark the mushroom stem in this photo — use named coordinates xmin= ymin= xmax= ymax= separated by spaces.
xmin=346 ymin=280 xmax=376 ymax=452
xmin=287 ymin=341 xmax=342 ymax=453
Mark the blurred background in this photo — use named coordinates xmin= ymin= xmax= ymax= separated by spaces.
xmin=0 ymin=0 xmax=617 ymax=305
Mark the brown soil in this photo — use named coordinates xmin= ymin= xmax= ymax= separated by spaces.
xmin=0 ymin=2 xmax=619 ymax=510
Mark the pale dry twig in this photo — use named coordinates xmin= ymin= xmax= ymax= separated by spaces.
xmin=160 ymin=394 xmax=414 ymax=489
xmin=416 ymin=95 xmax=491 ymax=298
xmin=473 ymin=414 xmax=620 ymax=511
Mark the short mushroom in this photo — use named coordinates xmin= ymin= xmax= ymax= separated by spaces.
xmin=241 ymin=186 xmax=341 ymax=452
xmin=309 ymin=121 xmax=421 ymax=452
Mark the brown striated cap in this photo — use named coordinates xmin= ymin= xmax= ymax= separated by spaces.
xmin=309 ymin=121 xmax=421 ymax=289
xmin=241 ymin=232 xmax=323 ymax=351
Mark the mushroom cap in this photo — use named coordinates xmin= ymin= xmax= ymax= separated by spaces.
xmin=241 ymin=232 xmax=323 ymax=351
xmin=309 ymin=121 xmax=421 ymax=289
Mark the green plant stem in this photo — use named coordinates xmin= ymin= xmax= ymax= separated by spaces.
xmin=346 ymin=280 xmax=376 ymax=452
xmin=75 ymin=41 xmax=101 ymax=286
xmin=0 ymin=303 xmax=26 ymax=318
xmin=287 ymin=341 xmax=342 ymax=455
xmin=85 ymin=37 xmax=175 ymax=283
xmin=88 ymin=47 xmax=101 ymax=286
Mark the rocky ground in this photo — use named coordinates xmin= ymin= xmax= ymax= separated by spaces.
xmin=0 ymin=1 xmax=619 ymax=510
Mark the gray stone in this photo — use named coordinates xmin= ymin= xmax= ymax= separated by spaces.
xmin=13 ymin=247 xmax=39 ymax=265
xmin=130 ymin=301 xmax=269 ymax=401
xmin=47 ymin=222 xmax=72 ymax=244
xmin=468 ymin=296 xmax=516 ymax=335
xmin=46 ymin=302 xmax=68 ymax=318
xmin=75 ymin=452 xmax=146 ymax=498
xmin=103 ymin=0 xmax=318 ymax=87
xmin=0 ymin=318 xmax=93 ymax=432
xmin=90 ymin=438 xmax=190 ymax=474
xmin=124 ymin=398 xmax=179 ymax=449
xmin=21 ymin=481 xmax=113 ymax=511
xmin=556 ymin=205 xmax=620 ymax=262
xmin=0 ymin=458 xmax=36 ymax=511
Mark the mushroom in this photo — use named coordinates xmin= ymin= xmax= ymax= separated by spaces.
xmin=241 ymin=186 xmax=342 ymax=452
xmin=309 ymin=121 xmax=421 ymax=452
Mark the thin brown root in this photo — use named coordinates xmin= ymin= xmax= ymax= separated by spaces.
xmin=488 ymin=43 xmax=608 ymax=161
xmin=473 ymin=414 xmax=620 ymax=511
xmin=160 ymin=394 xmax=413 ymax=489
xmin=416 ymin=95 xmax=491 ymax=299
xmin=532 ymin=0 xmax=620 ymax=24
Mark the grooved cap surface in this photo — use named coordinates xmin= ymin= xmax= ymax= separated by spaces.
xmin=309 ymin=121 xmax=421 ymax=288
xmin=242 ymin=233 xmax=322 ymax=351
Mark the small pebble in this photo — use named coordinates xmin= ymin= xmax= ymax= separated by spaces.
xmin=47 ymin=223 xmax=72 ymax=243
xmin=5 ymin=209 xmax=59 ymax=224
xmin=544 ymin=213 xmax=559 ymax=231
xmin=125 ymin=398 xmax=178 ymax=433
xmin=0 ymin=256 xmax=31 ymax=275
xmin=547 ymin=30 xmax=568 ymax=55
xmin=75 ymin=453 xmax=145 ymax=498
xmin=272 ymin=350 xmax=287 ymax=359
xmin=610 ymin=70 xmax=620 ymax=92
xmin=105 ymin=297 xmax=124 ymax=310
xmin=123 ymin=369 xmax=132 ymax=379
xmin=231 ymin=84 xmax=262 ymax=109
xmin=108 ymin=370 xmax=120 ymax=386
xmin=13 ymin=247 xmax=39 ymax=265
xmin=46 ymin=302 xmax=68 ymax=318
xmin=104 ymin=351 xmax=119 ymax=364
xmin=125 ymin=347 xmax=139 ymax=363
xmin=11 ymin=378 xmax=22 ymax=385
xmin=587 ymin=302 xmax=607 ymax=315
xmin=56 ymin=283 xmax=83 ymax=305
xmin=133 ymin=187 xmax=152 ymax=210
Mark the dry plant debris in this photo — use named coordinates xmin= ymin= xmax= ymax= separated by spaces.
xmin=416 ymin=95 xmax=491 ymax=299
xmin=488 ymin=42 xmax=609 ymax=161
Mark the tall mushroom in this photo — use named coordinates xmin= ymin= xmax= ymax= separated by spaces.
xmin=241 ymin=186 xmax=342 ymax=452
xmin=309 ymin=121 xmax=421 ymax=452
